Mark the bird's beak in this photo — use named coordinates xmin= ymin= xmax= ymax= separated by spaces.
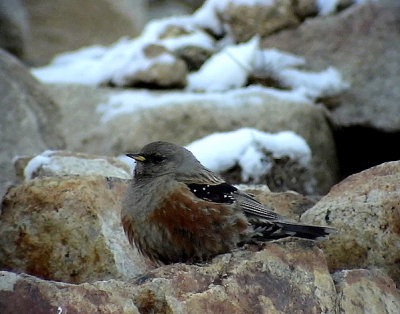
xmin=126 ymin=153 xmax=146 ymax=162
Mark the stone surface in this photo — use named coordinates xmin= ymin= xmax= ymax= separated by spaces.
xmin=301 ymin=161 xmax=400 ymax=284
xmin=21 ymin=0 xmax=145 ymax=66
xmin=242 ymin=188 xmax=316 ymax=221
xmin=0 ymin=239 xmax=337 ymax=313
xmin=120 ymin=44 xmax=188 ymax=88
xmin=223 ymin=0 xmax=299 ymax=42
xmin=14 ymin=151 xmax=132 ymax=182
xmin=0 ymin=176 xmax=148 ymax=284
xmin=46 ymin=84 xmax=339 ymax=194
xmin=0 ymin=0 xmax=29 ymax=59
xmin=0 ymin=50 xmax=65 ymax=198
xmin=333 ymin=269 xmax=400 ymax=314
xmin=262 ymin=0 xmax=400 ymax=132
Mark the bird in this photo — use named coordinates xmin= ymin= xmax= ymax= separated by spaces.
xmin=122 ymin=141 xmax=336 ymax=264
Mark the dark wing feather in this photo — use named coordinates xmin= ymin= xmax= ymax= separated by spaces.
xmin=185 ymin=181 xmax=284 ymax=221
xmin=186 ymin=183 xmax=237 ymax=204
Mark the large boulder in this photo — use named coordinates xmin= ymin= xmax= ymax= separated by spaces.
xmin=0 ymin=176 xmax=148 ymax=284
xmin=0 ymin=239 xmax=338 ymax=313
xmin=0 ymin=0 xmax=29 ymax=59
xmin=21 ymin=0 xmax=145 ymax=66
xmin=262 ymin=0 xmax=400 ymax=132
xmin=333 ymin=269 xmax=400 ymax=314
xmin=301 ymin=161 xmax=400 ymax=284
xmin=0 ymin=50 xmax=65 ymax=198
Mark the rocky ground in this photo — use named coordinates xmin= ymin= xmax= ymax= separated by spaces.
xmin=1 ymin=0 xmax=399 ymax=313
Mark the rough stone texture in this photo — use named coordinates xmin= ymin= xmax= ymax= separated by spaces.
xmin=223 ymin=0 xmax=299 ymax=42
xmin=0 ymin=50 xmax=65 ymax=199
xmin=262 ymin=0 xmax=400 ymax=132
xmin=121 ymin=44 xmax=188 ymax=88
xmin=22 ymin=0 xmax=145 ymax=66
xmin=0 ymin=176 xmax=148 ymax=284
xmin=333 ymin=269 xmax=400 ymax=314
xmin=46 ymin=83 xmax=339 ymax=195
xmin=14 ymin=151 xmax=132 ymax=182
xmin=0 ymin=0 xmax=29 ymax=59
xmin=0 ymin=239 xmax=337 ymax=313
xmin=301 ymin=161 xmax=400 ymax=284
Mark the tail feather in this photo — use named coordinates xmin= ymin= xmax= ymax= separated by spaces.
xmin=252 ymin=221 xmax=337 ymax=241
xmin=275 ymin=222 xmax=337 ymax=240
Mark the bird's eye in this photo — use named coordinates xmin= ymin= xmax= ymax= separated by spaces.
xmin=148 ymin=154 xmax=165 ymax=163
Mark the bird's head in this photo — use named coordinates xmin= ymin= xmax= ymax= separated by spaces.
xmin=126 ymin=141 xmax=204 ymax=179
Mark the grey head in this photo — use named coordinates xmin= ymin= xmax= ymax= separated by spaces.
xmin=127 ymin=141 xmax=221 ymax=183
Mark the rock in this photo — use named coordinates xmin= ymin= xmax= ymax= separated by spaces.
xmin=0 ymin=50 xmax=65 ymax=198
xmin=0 ymin=176 xmax=148 ymax=284
xmin=46 ymin=84 xmax=339 ymax=194
xmin=175 ymin=45 xmax=212 ymax=72
xmin=223 ymin=0 xmax=299 ymax=42
xmin=333 ymin=269 xmax=400 ymax=313
xmin=22 ymin=0 xmax=146 ymax=66
xmin=301 ymin=161 xmax=400 ymax=284
xmin=0 ymin=0 xmax=29 ymax=59
xmin=14 ymin=151 xmax=132 ymax=182
xmin=222 ymin=154 xmax=316 ymax=195
xmin=262 ymin=0 xmax=400 ymax=132
xmin=0 ymin=239 xmax=338 ymax=313
xmin=119 ymin=44 xmax=188 ymax=88
xmin=0 ymin=271 xmax=141 ymax=313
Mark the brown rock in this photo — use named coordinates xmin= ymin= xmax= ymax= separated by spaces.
xmin=262 ymin=0 xmax=400 ymax=132
xmin=301 ymin=161 xmax=400 ymax=284
xmin=0 ymin=271 xmax=141 ymax=313
xmin=123 ymin=44 xmax=187 ymax=88
xmin=0 ymin=176 xmax=148 ymax=283
xmin=333 ymin=269 xmax=400 ymax=313
xmin=223 ymin=0 xmax=299 ymax=42
xmin=0 ymin=239 xmax=337 ymax=313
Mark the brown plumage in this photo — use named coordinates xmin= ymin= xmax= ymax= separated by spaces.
xmin=122 ymin=141 xmax=336 ymax=264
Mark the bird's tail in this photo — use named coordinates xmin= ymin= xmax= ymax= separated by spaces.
xmin=276 ymin=222 xmax=337 ymax=240
xmin=254 ymin=221 xmax=337 ymax=241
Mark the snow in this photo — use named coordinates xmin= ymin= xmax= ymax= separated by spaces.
xmin=186 ymin=128 xmax=311 ymax=182
xmin=317 ymin=0 xmax=340 ymax=15
xmin=24 ymin=150 xmax=55 ymax=180
xmin=187 ymin=36 xmax=259 ymax=91
xmin=276 ymin=67 xmax=350 ymax=98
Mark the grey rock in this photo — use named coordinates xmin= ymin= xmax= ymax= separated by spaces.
xmin=0 ymin=0 xmax=29 ymax=59
xmin=14 ymin=151 xmax=132 ymax=182
xmin=0 ymin=50 xmax=65 ymax=198
xmin=21 ymin=0 xmax=146 ymax=66
xmin=262 ymin=0 xmax=400 ymax=132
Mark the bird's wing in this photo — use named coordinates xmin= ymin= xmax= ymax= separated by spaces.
xmin=181 ymin=178 xmax=284 ymax=221
xmin=234 ymin=190 xmax=283 ymax=221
